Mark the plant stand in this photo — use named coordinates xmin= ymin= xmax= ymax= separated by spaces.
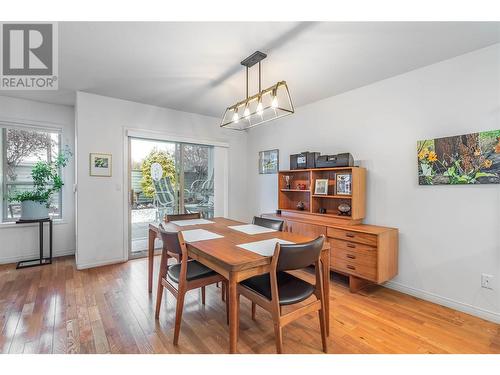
xmin=15 ymin=218 xmax=53 ymax=269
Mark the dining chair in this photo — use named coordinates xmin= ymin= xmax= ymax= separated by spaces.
xmin=253 ymin=216 xmax=285 ymax=231
xmin=250 ymin=215 xmax=285 ymax=318
xmin=237 ymin=235 xmax=328 ymax=353
xmin=165 ymin=212 xmax=201 ymax=222
xmin=166 ymin=212 xmax=226 ymax=300
xmin=155 ymin=227 xmax=229 ymax=344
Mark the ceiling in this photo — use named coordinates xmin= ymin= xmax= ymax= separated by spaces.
xmin=2 ymin=22 xmax=500 ymax=117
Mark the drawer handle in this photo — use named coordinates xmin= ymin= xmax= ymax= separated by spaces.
xmin=345 ymin=233 xmax=355 ymax=238
xmin=347 ymin=243 xmax=356 ymax=248
xmin=346 ymin=254 xmax=356 ymax=259
xmin=347 ymin=265 xmax=356 ymax=270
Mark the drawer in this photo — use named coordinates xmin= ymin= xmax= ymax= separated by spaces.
xmin=330 ymin=240 xmax=377 ymax=267
xmin=332 ymin=257 xmax=377 ymax=281
xmin=327 ymin=228 xmax=377 ymax=246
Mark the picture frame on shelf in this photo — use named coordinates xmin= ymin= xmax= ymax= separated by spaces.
xmin=259 ymin=149 xmax=279 ymax=174
xmin=335 ymin=173 xmax=352 ymax=195
xmin=314 ymin=179 xmax=329 ymax=195
xmin=90 ymin=153 xmax=112 ymax=177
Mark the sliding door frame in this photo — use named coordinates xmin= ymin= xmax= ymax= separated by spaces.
xmin=122 ymin=128 xmax=229 ymax=261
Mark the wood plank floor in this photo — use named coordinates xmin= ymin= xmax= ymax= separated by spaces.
xmin=0 ymin=256 xmax=498 ymax=354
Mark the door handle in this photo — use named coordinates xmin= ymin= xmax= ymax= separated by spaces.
xmin=347 ymin=243 xmax=355 ymax=248
xmin=346 ymin=254 xmax=356 ymax=259
xmin=347 ymin=265 xmax=356 ymax=270
xmin=345 ymin=233 xmax=355 ymax=238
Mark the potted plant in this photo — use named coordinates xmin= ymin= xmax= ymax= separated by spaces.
xmin=9 ymin=146 xmax=72 ymax=220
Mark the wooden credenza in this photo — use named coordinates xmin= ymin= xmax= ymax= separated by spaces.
xmin=263 ymin=212 xmax=398 ymax=292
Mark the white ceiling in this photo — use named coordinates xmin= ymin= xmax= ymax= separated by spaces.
xmin=2 ymin=22 xmax=500 ymax=117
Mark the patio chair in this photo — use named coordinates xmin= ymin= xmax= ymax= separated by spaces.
xmin=153 ymin=176 xmax=176 ymax=221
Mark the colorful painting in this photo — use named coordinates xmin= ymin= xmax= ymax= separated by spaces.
xmin=417 ymin=130 xmax=500 ymax=185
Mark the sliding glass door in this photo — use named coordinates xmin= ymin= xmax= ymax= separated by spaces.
xmin=128 ymin=137 xmax=214 ymax=256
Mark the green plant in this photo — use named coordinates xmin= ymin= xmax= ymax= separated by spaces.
xmin=140 ymin=148 xmax=176 ymax=198
xmin=9 ymin=146 xmax=72 ymax=207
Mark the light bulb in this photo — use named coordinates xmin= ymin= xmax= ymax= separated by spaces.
xmin=271 ymin=95 xmax=278 ymax=108
xmin=256 ymin=100 xmax=263 ymax=115
xmin=232 ymin=111 xmax=239 ymax=123
xmin=243 ymin=105 xmax=250 ymax=117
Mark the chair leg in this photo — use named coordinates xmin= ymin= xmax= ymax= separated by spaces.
xmin=155 ymin=280 xmax=164 ymax=318
xmin=221 ymin=282 xmax=226 ymax=302
xmin=318 ymin=306 xmax=328 ymax=353
xmin=201 ymin=286 xmax=206 ymax=305
xmin=173 ymin=289 xmax=186 ymax=345
xmin=236 ymin=293 xmax=240 ymax=342
xmin=225 ymin=282 xmax=229 ymax=325
xmin=273 ymin=323 xmax=284 ymax=354
xmin=251 ymin=302 xmax=256 ymax=321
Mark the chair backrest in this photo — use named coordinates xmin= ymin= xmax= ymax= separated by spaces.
xmin=253 ymin=216 xmax=284 ymax=232
xmin=276 ymin=235 xmax=325 ymax=272
xmin=153 ymin=177 xmax=174 ymax=205
xmin=158 ymin=227 xmax=184 ymax=255
xmin=166 ymin=212 xmax=201 ymax=222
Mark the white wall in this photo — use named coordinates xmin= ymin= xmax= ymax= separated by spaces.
xmin=0 ymin=96 xmax=76 ymax=263
xmin=75 ymin=92 xmax=247 ymax=269
xmin=246 ymin=44 xmax=500 ymax=323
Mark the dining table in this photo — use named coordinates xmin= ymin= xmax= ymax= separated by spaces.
xmin=147 ymin=217 xmax=330 ymax=353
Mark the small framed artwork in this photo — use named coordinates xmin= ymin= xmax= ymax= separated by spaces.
xmin=259 ymin=149 xmax=279 ymax=174
xmin=336 ymin=173 xmax=352 ymax=195
xmin=90 ymin=153 xmax=112 ymax=177
xmin=314 ymin=179 xmax=329 ymax=195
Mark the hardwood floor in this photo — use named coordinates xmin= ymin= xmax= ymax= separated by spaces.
xmin=0 ymin=256 xmax=498 ymax=354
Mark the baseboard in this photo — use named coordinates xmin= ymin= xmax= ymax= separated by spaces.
xmin=0 ymin=249 xmax=75 ymax=265
xmin=385 ymin=280 xmax=500 ymax=324
xmin=76 ymin=256 xmax=127 ymax=270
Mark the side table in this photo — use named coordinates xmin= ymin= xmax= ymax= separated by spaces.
xmin=15 ymin=218 xmax=53 ymax=269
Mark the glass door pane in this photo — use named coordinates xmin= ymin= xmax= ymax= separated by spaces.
xmin=129 ymin=137 xmax=179 ymax=255
xmin=181 ymin=143 xmax=214 ymax=219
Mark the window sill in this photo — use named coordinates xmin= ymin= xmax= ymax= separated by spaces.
xmin=0 ymin=219 xmax=68 ymax=229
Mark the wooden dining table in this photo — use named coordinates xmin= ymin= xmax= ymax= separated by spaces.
xmin=147 ymin=217 xmax=330 ymax=353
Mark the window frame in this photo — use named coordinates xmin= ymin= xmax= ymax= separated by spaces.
xmin=1 ymin=126 xmax=63 ymax=222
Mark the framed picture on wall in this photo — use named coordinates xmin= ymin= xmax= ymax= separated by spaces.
xmin=259 ymin=149 xmax=279 ymax=174
xmin=335 ymin=173 xmax=352 ymax=195
xmin=90 ymin=153 xmax=112 ymax=177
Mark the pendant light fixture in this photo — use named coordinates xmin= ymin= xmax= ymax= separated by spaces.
xmin=220 ymin=51 xmax=294 ymax=130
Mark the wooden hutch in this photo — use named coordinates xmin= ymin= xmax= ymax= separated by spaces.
xmin=264 ymin=166 xmax=398 ymax=292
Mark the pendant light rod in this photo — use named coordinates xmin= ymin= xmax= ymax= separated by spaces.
xmin=259 ymin=61 xmax=262 ymax=92
xmin=246 ymin=66 xmax=249 ymax=99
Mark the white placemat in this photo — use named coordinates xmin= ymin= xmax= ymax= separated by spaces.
xmin=228 ymin=224 xmax=277 ymax=235
xmin=181 ymin=229 xmax=223 ymax=243
xmin=170 ymin=219 xmax=214 ymax=227
xmin=237 ymin=238 xmax=295 ymax=256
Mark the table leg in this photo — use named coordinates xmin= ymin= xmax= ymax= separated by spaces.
xmin=39 ymin=221 xmax=43 ymax=265
xmin=148 ymin=228 xmax=156 ymax=293
xmin=321 ymin=249 xmax=330 ymax=336
xmin=228 ymin=274 xmax=239 ymax=353
xmin=49 ymin=220 xmax=53 ymax=262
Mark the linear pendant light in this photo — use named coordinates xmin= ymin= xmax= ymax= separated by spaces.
xmin=220 ymin=51 xmax=294 ymax=130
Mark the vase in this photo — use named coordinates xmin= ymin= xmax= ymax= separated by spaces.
xmin=20 ymin=200 xmax=49 ymax=220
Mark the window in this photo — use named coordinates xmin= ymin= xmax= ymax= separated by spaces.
xmin=1 ymin=126 xmax=62 ymax=222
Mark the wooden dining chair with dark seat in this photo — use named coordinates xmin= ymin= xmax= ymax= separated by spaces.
xmin=166 ymin=212 xmax=201 ymax=222
xmin=253 ymin=216 xmax=284 ymax=231
xmin=166 ymin=212 xmax=225 ymax=299
xmin=249 ymin=215 xmax=285 ymax=318
xmin=155 ymin=227 xmax=229 ymax=344
xmin=237 ymin=235 xmax=328 ymax=353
